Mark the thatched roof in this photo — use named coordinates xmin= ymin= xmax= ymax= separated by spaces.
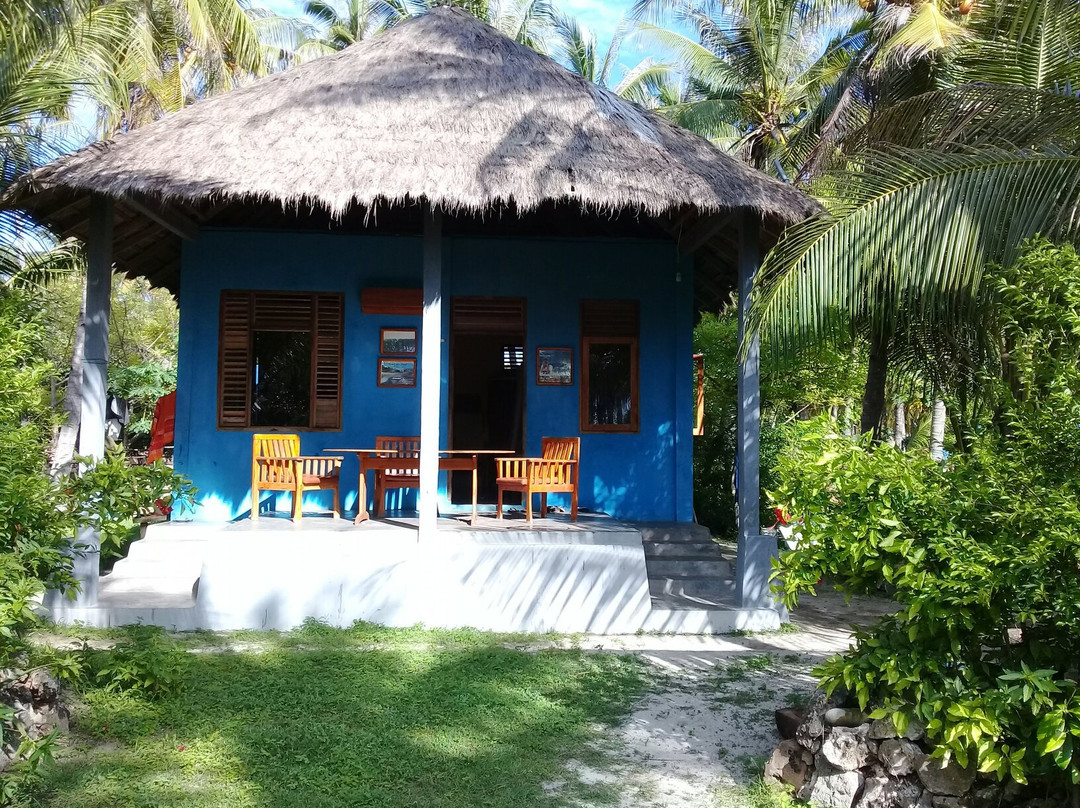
xmin=3 ymin=5 xmax=817 ymax=300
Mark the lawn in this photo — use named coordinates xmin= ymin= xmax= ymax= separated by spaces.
xmin=34 ymin=624 xmax=650 ymax=808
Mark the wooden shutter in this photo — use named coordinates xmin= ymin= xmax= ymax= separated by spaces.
xmin=218 ymin=290 xmax=344 ymax=430
xmin=451 ymin=297 xmax=526 ymax=334
xmin=581 ymin=299 xmax=639 ymax=337
xmin=218 ymin=291 xmax=252 ymax=428
xmin=312 ymin=294 xmax=344 ymax=429
xmin=252 ymin=292 xmax=313 ymax=331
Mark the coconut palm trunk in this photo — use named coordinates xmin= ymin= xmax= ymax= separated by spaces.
xmin=51 ymin=298 xmax=85 ymax=476
xmin=929 ymin=399 xmax=946 ymax=460
xmin=893 ymin=400 xmax=906 ymax=448
xmin=860 ymin=329 xmax=888 ymax=439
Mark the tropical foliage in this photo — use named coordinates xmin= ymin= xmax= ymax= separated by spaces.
xmin=771 ymin=241 xmax=1080 ymax=794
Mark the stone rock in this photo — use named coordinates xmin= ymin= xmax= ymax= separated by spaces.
xmin=797 ymin=704 xmax=827 ymax=753
xmin=821 ymin=728 xmax=877 ymax=771
xmin=932 ymin=797 xmax=973 ymax=808
xmin=856 ymin=775 xmax=924 ymax=808
xmin=826 ymin=707 xmax=869 ymax=728
xmin=776 ymin=707 xmax=806 ymax=741
xmin=879 ymin=738 xmax=926 ymax=777
xmin=0 ymin=669 xmax=60 ymax=706
xmin=870 ymin=717 xmax=901 ymax=740
xmin=904 ymin=720 xmax=927 ymax=742
xmin=918 ymin=756 xmax=976 ymax=797
xmin=970 ymin=787 xmax=1003 ymax=808
xmin=809 ymin=763 xmax=864 ymax=808
xmin=764 ymin=739 xmax=814 ymax=791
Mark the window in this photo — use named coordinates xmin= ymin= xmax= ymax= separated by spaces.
xmin=218 ymin=290 xmax=344 ymax=430
xmin=580 ymin=300 xmax=639 ymax=433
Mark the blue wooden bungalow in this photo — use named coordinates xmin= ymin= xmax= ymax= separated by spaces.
xmin=4 ymin=7 xmax=816 ymax=632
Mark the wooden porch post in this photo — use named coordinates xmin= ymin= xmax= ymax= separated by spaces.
xmin=734 ymin=210 xmax=776 ymax=610
xmin=418 ymin=206 xmax=443 ymax=537
xmin=74 ymin=195 xmax=114 ymax=606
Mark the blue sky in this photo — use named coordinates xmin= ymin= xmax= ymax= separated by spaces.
xmin=258 ymin=0 xmax=672 ymax=82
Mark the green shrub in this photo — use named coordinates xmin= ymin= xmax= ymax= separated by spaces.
xmin=70 ymin=451 xmax=196 ymax=561
xmin=82 ymin=626 xmax=189 ymax=700
xmin=771 ymin=241 xmax=1080 ymax=792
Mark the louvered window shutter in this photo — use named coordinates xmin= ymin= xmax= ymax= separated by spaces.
xmin=218 ymin=291 xmax=252 ymax=428
xmin=312 ymin=294 xmax=344 ymax=429
xmin=218 ymin=290 xmax=344 ymax=429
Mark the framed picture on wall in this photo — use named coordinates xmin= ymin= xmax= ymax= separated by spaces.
xmin=536 ymin=347 xmax=573 ymax=385
xmin=380 ymin=327 xmax=417 ymax=355
xmin=378 ymin=358 xmax=416 ymax=388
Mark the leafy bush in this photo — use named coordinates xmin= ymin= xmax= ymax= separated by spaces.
xmin=693 ymin=309 xmax=864 ymax=537
xmin=771 ymin=241 xmax=1080 ymax=792
xmin=70 ymin=451 xmax=196 ymax=561
xmin=81 ymin=626 xmax=189 ymax=700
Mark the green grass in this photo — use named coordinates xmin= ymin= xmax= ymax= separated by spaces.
xmin=713 ymin=778 xmax=807 ymax=808
xmin=35 ymin=629 xmax=651 ymax=808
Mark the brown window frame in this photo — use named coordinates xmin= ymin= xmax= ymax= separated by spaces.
xmin=579 ymin=335 xmax=640 ymax=434
xmin=217 ymin=290 xmax=344 ymax=431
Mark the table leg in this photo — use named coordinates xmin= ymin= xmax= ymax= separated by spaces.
xmin=353 ymin=463 xmax=370 ymax=525
xmin=471 ymin=457 xmax=478 ymax=525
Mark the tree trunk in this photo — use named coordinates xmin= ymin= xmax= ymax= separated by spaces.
xmin=860 ymin=330 xmax=889 ymax=440
xmin=51 ymin=297 xmax=86 ymax=477
xmin=893 ymin=401 xmax=906 ymax=449
xmin=929 ymin=399 xmax=947 ymax=461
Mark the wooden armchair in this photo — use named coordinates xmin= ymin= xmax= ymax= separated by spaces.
xmin=251 ymin=434 xmax=342 ymax=521
xmin=495 ymin=437 xmax=580 ymax=523
xmin=372 ymin=436 xmax=421 ymax=517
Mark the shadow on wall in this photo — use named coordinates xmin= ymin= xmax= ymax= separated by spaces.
xmin=195 ymin=537 xmax=653 ymax=634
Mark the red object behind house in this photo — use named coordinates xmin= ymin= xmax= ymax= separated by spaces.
xmin=147 ymin=391 xmax=176 ymax=463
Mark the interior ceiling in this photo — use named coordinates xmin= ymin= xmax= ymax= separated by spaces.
xmin=21 ymin=190 xmax=779 ymax=315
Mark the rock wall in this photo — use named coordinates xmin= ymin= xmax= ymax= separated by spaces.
xmin=0 ymin=668 xmax=69 ymax=771
xmin=766 ymin=700 xmax=1057 ymax=808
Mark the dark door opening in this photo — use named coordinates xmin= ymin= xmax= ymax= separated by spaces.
xmin=450 ymin=299 xmax=526 ymax=505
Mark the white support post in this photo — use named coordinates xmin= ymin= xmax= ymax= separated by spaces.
xmin=418 ymin=207 xmax=443 ymax=538
xmin=734 ymin=209 xmax=776 ymax=610
xmin=74 ymin=195 xmax=114 ymax=606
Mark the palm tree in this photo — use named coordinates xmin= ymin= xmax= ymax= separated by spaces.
xmin=303 ymin=0 xmax=411 ymax=50
xmin=629 ymin=0 xmax=870 ymax=177
xmin=747 ymin=0 xmax=1080 ymax=441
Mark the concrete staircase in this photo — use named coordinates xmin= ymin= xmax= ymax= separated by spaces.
xmin=97 ymin=525 xmax=208 ymax=609
xmin=641 ymin=524 xmax=736 ymax=610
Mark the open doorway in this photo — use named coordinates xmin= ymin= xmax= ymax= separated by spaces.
xmin=450 ymin=298 xmax=526 ymax=504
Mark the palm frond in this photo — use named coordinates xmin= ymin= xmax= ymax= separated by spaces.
xmin=749 ymin=147 xmax=1080 ymax=359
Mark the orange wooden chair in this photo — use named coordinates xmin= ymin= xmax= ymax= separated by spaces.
xmin=495 ymin=437 xmax=580 ymax=523
xmin=251 ymin=434 xmax=342 ymax=521
xmin=372 ymin=436 xmax=421 ymax=517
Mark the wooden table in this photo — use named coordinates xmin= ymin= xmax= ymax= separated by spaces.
xmin=325 ymin=449 xmax=512 ymax=525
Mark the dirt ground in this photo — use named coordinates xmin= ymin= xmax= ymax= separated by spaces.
xmin=557 ymin=592 xmax=897 ymax=808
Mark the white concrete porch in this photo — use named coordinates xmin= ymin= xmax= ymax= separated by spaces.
xmin=48 ymin=514 xmax=785 ymax=634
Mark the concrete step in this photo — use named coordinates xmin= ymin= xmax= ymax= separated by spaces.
xmin=643 ymin=541 xmax=729 ymax=559
xmin=106 ymin=559 xmax=203 ymax=579
xmin=650 ymin=590 xmax=732 ymax=610
xmin=98 ymin=575 xmax=197 ymax=596
xmin=646 ymin=558 xmax=734 ymax=578
xmin=650 ymin=575 xmax=737 ymax=599
xmin=125 ymin=539 xmax=209 ymax=563
xmin=638 ymin=523 xmax=712 ymax=543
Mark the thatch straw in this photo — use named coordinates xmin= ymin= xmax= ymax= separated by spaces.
xmin=5 ymin=5 xmax=814 ymax=223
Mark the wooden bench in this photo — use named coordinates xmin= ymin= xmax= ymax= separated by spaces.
xmin=251 ymin=434 xmax=342 ymax=521
xmin=495 ymin=437 xmax=580 ymax=523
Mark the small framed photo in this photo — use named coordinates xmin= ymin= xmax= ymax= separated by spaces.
xmin=536 ymin=347 xmax=573 ymax=385
xmin=380 ymin=327 xmax=417 ymax=355
xmin=378 ymin=358 xmax=416 ymax=388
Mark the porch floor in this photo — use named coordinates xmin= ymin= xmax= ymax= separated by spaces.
xmin=80 ymin=513 xmax=782 ymax=634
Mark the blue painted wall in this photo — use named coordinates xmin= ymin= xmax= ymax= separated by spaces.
xmin=174 ymin=229 xmax=694 ymax=523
